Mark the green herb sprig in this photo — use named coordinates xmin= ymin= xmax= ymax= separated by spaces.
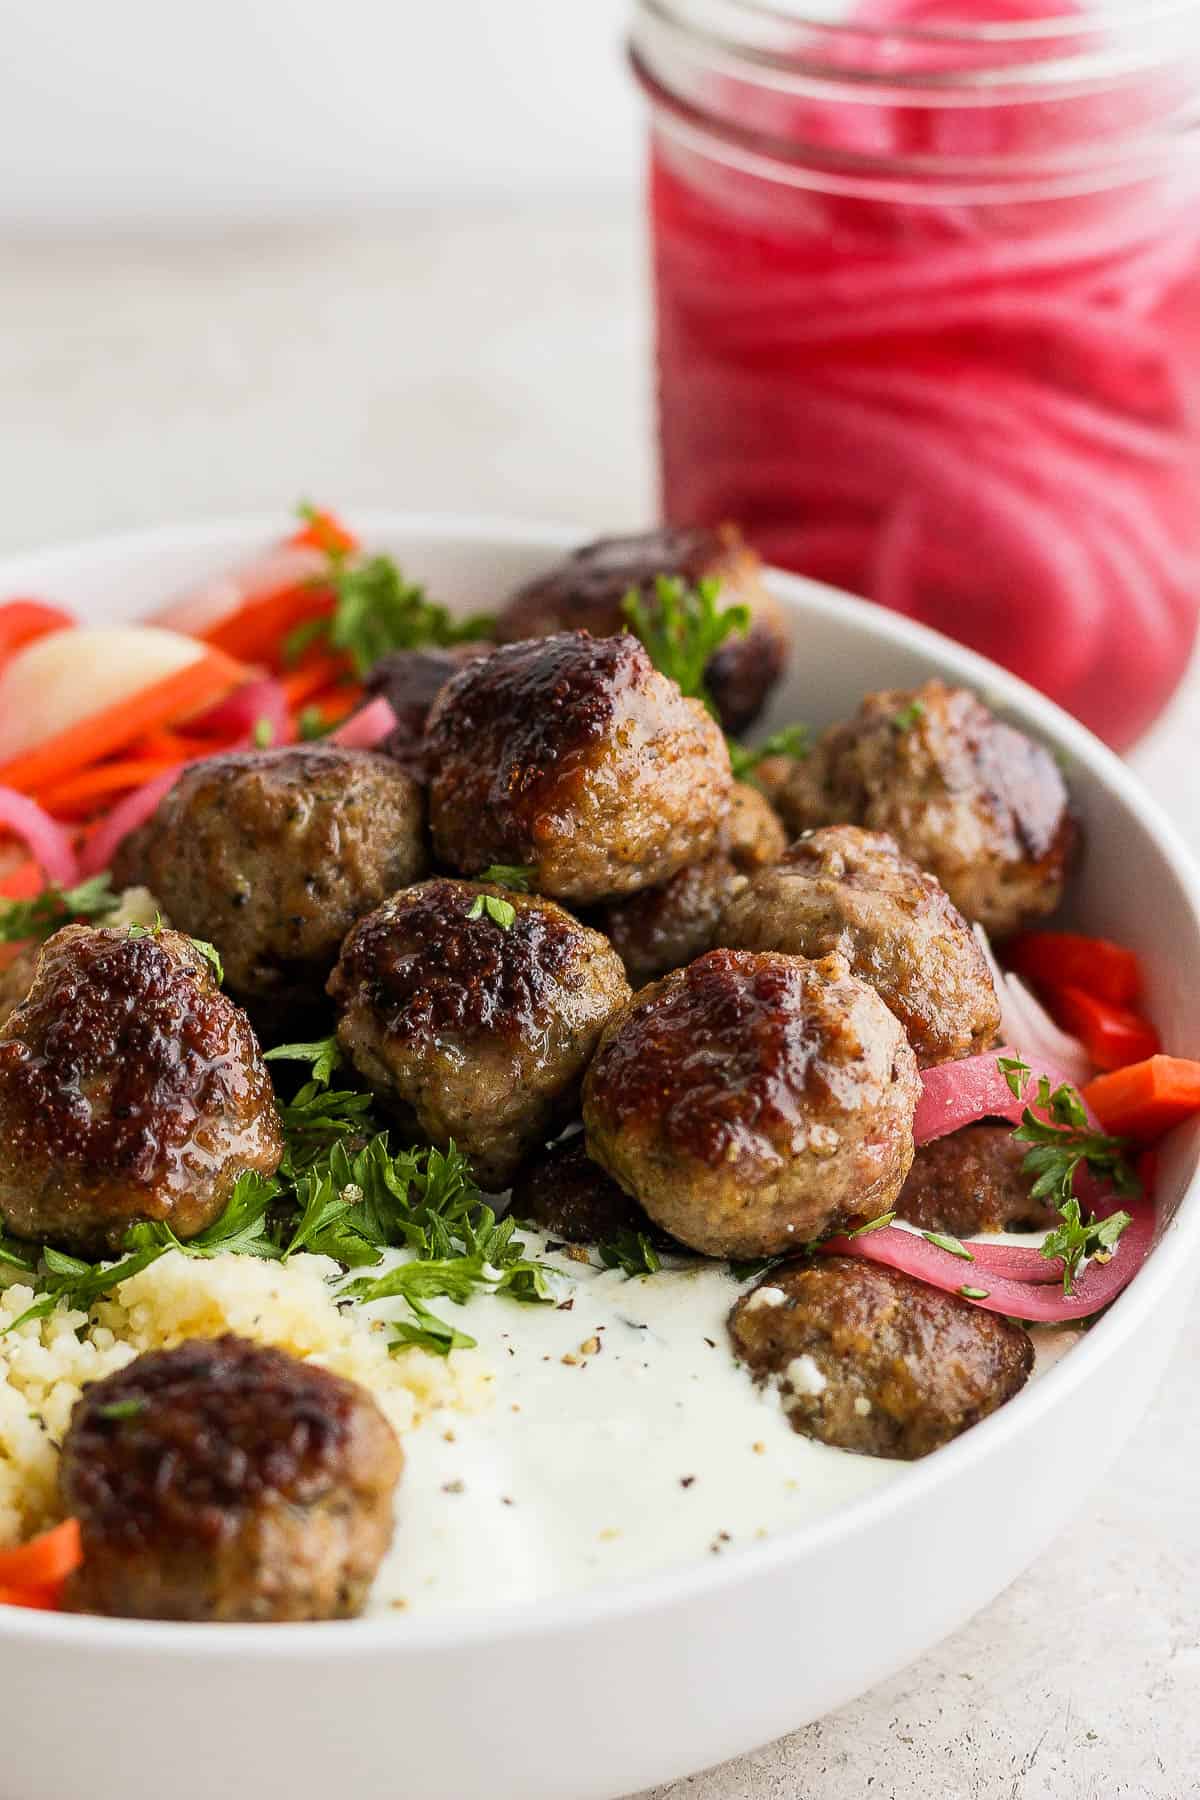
xmin=467 ymin=893 xmax=516 ymax=929
xmin=286 ymin=508 xmax=493 ymax=676
xmin=0 ymin=874 xmax=122 ymax=947
xmin=620 ymin=574 xmax=749 ymax=715
xmin=727 ymin=724 xmax=810 ymax=781
xmin=597 ymin=1228 xmax=662 ymax=1278
xmin=1001 ymin=1059 xmax=1138 ymax=1295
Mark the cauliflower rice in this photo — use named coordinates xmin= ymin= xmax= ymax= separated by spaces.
xmin=0 ymin=1251 xmax=495 ymax=1545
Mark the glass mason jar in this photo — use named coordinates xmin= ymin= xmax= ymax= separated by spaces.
xmin=630 ymin=0 xmax=1200 ymax=748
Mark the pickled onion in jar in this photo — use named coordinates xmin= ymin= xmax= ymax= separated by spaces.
xmin=639 ymin=0 xmax=1200 ymax=746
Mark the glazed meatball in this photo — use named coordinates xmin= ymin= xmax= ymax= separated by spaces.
xmin=425 ymin=631 xmax=732 ymax=903
xmin=329 ymin=879 xmax=630 ymax=1189
xmin=60 ymin=1335 xmax=402 ymax=1621
xmin=773 ymin=680 xmax=1076 ymax=939
xmin=729 ymin=1257 xmax=1033 ymax=1460
xmin=364 ymin=644 xmax=492 ymax=778
xmin=583 ymin=949 xmax=920 ymax=1259
xmin=509 ymin=1132 xmax=670 ymax=1248
xmin=0 ymin=926 xmax=282 ymax=1254
xmin=717 ymin=825 xmax=1000 ymax=1068
xmin=596 ymin=781 xmax=787 ymax=986
xmin=494 ymin=525 xmax=790 ymax=734
xmin=895 ymin=1124 xmax=1057 ymax=1236
xmin=113 ymin=746 xmax=428 ymax=1035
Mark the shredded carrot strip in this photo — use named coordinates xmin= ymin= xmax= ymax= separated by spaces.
xmin=281 ymin=653 xmax=351 ymax=709
xmin=288 ymin=509 xmax=358 ymax=556
xmin=39 ymin=758 xmax=182 ymax=821
xmin=0 ymin=1519 xmax=82 ymax=1588
xmin=0 ymin=649 xmax=245 ymax=798
xmin=202 ymin=586 xmax=333 ymax=667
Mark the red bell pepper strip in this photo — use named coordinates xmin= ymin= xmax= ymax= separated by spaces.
xmin=1044 ymin=986 xmax=1160 ymax=1072
xmin=1005 ymin=931 xmax=1142 ymax=1005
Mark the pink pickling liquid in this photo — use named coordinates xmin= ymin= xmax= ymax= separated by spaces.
xmin=649 ymin=0 xmax=1200 ymax=747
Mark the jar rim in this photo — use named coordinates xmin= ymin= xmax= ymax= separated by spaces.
xmin=633 ymin=0 xmax=1200 ymax=96
xmin=631 ymin=0 xmax=1200 ymax=200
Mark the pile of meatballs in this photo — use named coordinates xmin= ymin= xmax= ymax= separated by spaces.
xmin=0 ymin=526 xmax=1077 ymax=1620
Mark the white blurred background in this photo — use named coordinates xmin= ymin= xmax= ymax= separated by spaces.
xmin=1 ymin=6 xmax=1198 ymax=1796
xmin=0 ymin=0 xmax=637 ymax=227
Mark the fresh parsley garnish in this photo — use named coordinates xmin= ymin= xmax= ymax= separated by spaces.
xmin=297 ymin=705 xmax=328 ymax=741
xmin=95 ymin=1397 xmax=147 ymax=1422
xmin=286 ymin=514 xmax=493 ymax=677
xmin=998 ymin=1054 xmax=1032 ymax=1100
xmin=891 ymin=700 xmax=926 ymax=732
xmin=264 ymin=1035 xmax=344 ymax=1087
xmin=479 ymin=865 xmax=536 ymax=893
xmin=620 ymin=574 xmax=749 ymax=714
xmin=252 ymin=718 xmax=275 ymax=748
xmin=0 ymin=873 xmax=122 ymax=946
xmin=597 ymin=1228 xmax=662 ymax=1277
xmin=189 ymin=937 xmax=224 ymax=984
xmin=849 ymin=1211 xmax=896 ymax=1238
xmin=960 ymin=1286 xmax=991 ymax=1301
xmin=922 ymin=1231 xmax=974 ymax=1262
xmin=468 ymin=893 xmax=516 ymax=929
xmin=727 ymin=724 xmax=810 ymax=780
xmin=1002 ymin=1062 xmax=1139 ymax=1295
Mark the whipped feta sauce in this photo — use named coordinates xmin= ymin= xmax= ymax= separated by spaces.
xmin=360 ymin=1237 xmax=1081 ymax=1618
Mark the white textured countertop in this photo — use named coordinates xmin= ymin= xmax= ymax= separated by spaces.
xmin=5 ymin=201 xmax=1199 ymax=1799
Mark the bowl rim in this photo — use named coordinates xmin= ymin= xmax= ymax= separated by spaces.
xmin=2 ymin=508 xmax=1199 ymax=1658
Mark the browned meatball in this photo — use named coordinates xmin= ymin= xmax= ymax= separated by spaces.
xmin=509 ymin=1132 xmax=670 ymax=1248
xmin=895 ymin=1124 xmax=1057 ymax=1236
xmin=113 ymin=745 xmax=428 ymax=1036
xmin=60 ymin=1335 xmax=402 ymax=1621
xmin=582 ymin=949 xmax=919 ymax=1259
xmin=364 ymin=644 xmax=492 ymax=779
xmin=595 ymin=781 xmax=787 ymax=985
xmin=330 ymin=879 xmax=630 ymax=1189
xmin=774 ymin=680 xmax=1076 ymax=939
xmin=729 ymin=1257 xmax=1033 ymax=1460
xmin=494 ymin=525 xmax=790 ymax=734
xmin=425 ymin=631 xmax=733 ymax=903
xmin=0 ymin=926 xmax=282 ymax=1254
xmin=717 ymin=825 xmax=1000 ymax=1068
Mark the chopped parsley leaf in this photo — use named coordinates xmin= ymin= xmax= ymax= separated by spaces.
xmin=96 ymin=1397 xmax=147 ymax=1422
xmin=620 ymin=574 xmax=749 ymax=714
xmin=468 ymin=893 xmax=516 ymax=929
xmin=597 ymin=1228 xmax=662 ymax=1277
xmin=849 ymin=1211 xmax=896 ymax=1238
xmin=479 ymin=865 xmax=536 ymax=893
xmin=286 ymin=515 xmax=493 ymax=676
xmin=1002 ymin=1063 xmax=1139 ymax=1295
xmin=264 ymin=1035 xmax=344 ymax=1087
xmin=891 ymin=700 xmax=927 ymax=732
xmin=0 ymin=873 xmax=122 ymax=946
xmin=727 ymin=724 xmax=810 ymax=780
xmin=922 ymin=1231 xmax=974 ymax=1262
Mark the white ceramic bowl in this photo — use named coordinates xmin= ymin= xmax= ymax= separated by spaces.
xmin=1 ymin=515 xmax=1198 ymax=1800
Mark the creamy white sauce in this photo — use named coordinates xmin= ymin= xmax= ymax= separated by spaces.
xmin=352 ymin=1238 xmax=1083 ymax=1619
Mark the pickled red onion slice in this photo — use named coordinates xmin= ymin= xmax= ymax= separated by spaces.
xmin=913 ymin=1046 xmax=1091 ymax=1146
xmin=0 ymin=789 xmax=80 ymax=889
xmin=189 ymin=679 xmax=293 ymax=749
xmin=819 ymin=1202 xmax=1153 ymax=1321
xmin=328 ymin=698 xmax=398 ymax=750
xmin=826 ymin=1045 xmax=1152 ymax=1320
xmin=77 ymin=770 xmax=180 ymax=880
